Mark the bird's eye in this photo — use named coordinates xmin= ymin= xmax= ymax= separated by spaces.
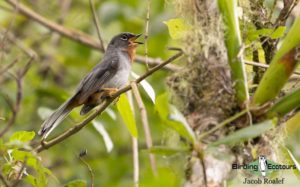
xmin=120 ymin=35 xmax=128 ymax=41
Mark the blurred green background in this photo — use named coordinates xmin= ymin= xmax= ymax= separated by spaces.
xmin=0 ymin=0 xmax=187 ymax=186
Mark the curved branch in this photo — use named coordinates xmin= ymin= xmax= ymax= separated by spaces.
xmin=4 ymin=0 xmax=180 ymax=71
xmin=34 ymin=51 xmax=183 ymax=153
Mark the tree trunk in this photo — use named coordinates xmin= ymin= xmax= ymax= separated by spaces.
xmin=167 ymin=1 xmax=237 ymax=186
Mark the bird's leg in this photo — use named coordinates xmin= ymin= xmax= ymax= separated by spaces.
xmin=100 ymin=88 xmax=118 ymax=98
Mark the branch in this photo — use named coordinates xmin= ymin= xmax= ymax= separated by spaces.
xmin=0 ymin=57 xmax=34 ymax=137
xmin=89 ymin=0 xmax=105 ymax=51
xmin=275 ymin=0 xmax=298 ymax=26
xmin=34 ymin=51 xmax=183 ymax=153
xmin=143 ymin=0 xmax=152 ymax=69
xmin=3 ymin=0 xmax=180 ymax=71
xmin=131 ymin=82 xmax=157 ymax=175
xmin=0 ymin=59 xmax=19 ymax=75
xmin=132 ymin=137 xmax=139 ymax=187
xmin=78 ymin=150 xmax=94 ymax=187
xmin=244 ymin=60 xmax=300 ymax=78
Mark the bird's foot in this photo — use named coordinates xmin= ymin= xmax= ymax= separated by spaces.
xmin=101 ymin=88 xmax=118 ymax=98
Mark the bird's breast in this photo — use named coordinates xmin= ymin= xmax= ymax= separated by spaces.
xmin=104 ymin=53 xmax=131 ymax=88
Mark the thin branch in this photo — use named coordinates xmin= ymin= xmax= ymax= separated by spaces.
xmin=78 ymin=150 xmax=94 ymax=187
xmin=244 ymin=60 xmax=300 ymax=78
xmin=34 ymin=51 xmax=183 ymax=153
xmin=3 ymin=0 xmax=179 ymax=71
xmin=0 ymin=57 xmax=34 ymax=137
xmin=89 ymin=0 xmax=105 ymax=51
xmin=198 ymin=109 xmax=248 ymax=140
xmin=0 ymin=59 xmax=19 ymax=75
xmin=275 ymin=0 xmax=298 ymax=26
xmin=131 ymin=82 xmax=157 ymax=175
xmin=132 ymin=137 xmax=139 ymax=187
xmin=5 ymin=32 xmax=38 ymax=59
xmin=144 ymin=0 xmax=151 ymax=70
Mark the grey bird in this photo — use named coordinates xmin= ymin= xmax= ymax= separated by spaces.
xmin=39 ymin=32 xmax=142 ymax=138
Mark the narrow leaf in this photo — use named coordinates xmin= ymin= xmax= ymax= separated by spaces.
xmin=105 ymin=108 xmax=117 ymax=120
xmin=131 ymin=72 xmax=156 ymax=103
xmin=211 ymin=119 xmax=275 ymax=146
xmin=149 ymin=146 xmax=189 ymax=156
xmin=117 ymin=94 xmax=138 ymax=137
xmin=267 ymin=87 xmax=300 ymax=117
xmin=155 ymin=93 xmax=196 ymax=144
xmin=253 ymin=17 xmax=300 ymax=105
xmin=92 ymin=121 xmax=114 ymax=152
xmin=286 ymin=148 xmax=300 ymax=172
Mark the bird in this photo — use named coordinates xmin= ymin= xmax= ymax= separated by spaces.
xmin=38 ymin=32 xmax=143 ymax=138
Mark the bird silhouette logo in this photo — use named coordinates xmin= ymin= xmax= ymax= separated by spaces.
xmin=258 ymin=155 xmax=268 ymax=177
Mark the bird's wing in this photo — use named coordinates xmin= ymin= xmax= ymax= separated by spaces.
xmin=75 ymin=56 xmax=119 ymax=104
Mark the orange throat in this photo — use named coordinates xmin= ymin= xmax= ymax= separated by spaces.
xmin=125 ymin=43 xmax=138 ymax=62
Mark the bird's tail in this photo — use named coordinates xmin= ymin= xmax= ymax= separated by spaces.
xmin=38 ymin=98 xmax=74 ymax=138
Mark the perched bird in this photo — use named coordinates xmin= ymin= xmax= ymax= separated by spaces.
xmin=39 ymin=32 xmax=142 ymax=138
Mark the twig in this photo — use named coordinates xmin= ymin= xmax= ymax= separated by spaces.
xmin=89 ymin=0 xmax=105 ymax=51
xmin=144 ymin=0 xmax=151 ymax=70
xmin=275 ymin=0 xmax=298 ymax=26
xmin=0 ymin=59 xmax=19 ymax=75
xmin=244 ymin=60 xmax=300 ymax=78
xmin=78 ymin=150 xmax=94 ymax=187
xmin=4 ymin=32 xmax=38 ymax=59
xmin=198 ymin=109 xmax=248 ymax=140
xmin=132 ymin=137 xmax=139 ymax=187
xmin=34 ymin=51 xmax=183 ymax=153
xmin=131 ymin=82 xmax=157 ymax=175
xmin=3 ymin=0 xmax=179 ymax=71
xmin=0 ymin=57 xmax=33 ymax=137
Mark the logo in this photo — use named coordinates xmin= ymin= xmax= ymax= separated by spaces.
xmin=232 ymin=155 xmax=296 ymax=184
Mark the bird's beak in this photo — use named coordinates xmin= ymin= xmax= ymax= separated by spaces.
xmin=129 ymin=34 xmax=143 ymax=44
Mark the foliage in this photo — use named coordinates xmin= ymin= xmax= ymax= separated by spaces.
xmin=1 ymin=0 xmax=300 ymax=186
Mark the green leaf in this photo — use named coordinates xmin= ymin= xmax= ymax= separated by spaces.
xmin=11 ymin=150 xmax=35 ymax=161
xmin=253 ymin=17 xmax=300 ymax=105
xmin=65 ymin=180 xmax=87 ymax=187
xmin=248 ymin=26 xmax=286 ymax=41
xmin=163 ymin=18 xmax=190 ymax=39
xmin=117 ymin=94 xmax=138 ymax=137
xmin=211 ymin=119 xmax=276 ymax=146
xmin=9 ymin=131 xmax=35 ymax=142
xmin=267 ymin=87 xmax=300 ymax=117
xmin=149 ymin=146 xmax=189 ymax=156
xmin=24 ymin=175 xmax=38 ymax=187
xmin=270 ymin=26 xmax=286 ymax=39
xmin=155 ymin=93 xmax=196 ymax=144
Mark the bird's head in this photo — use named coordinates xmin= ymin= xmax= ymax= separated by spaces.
xmin=107 ymin=32 xmax=143 ymax=61
xmin=108 ymin=32 xmax=143 ymax=50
